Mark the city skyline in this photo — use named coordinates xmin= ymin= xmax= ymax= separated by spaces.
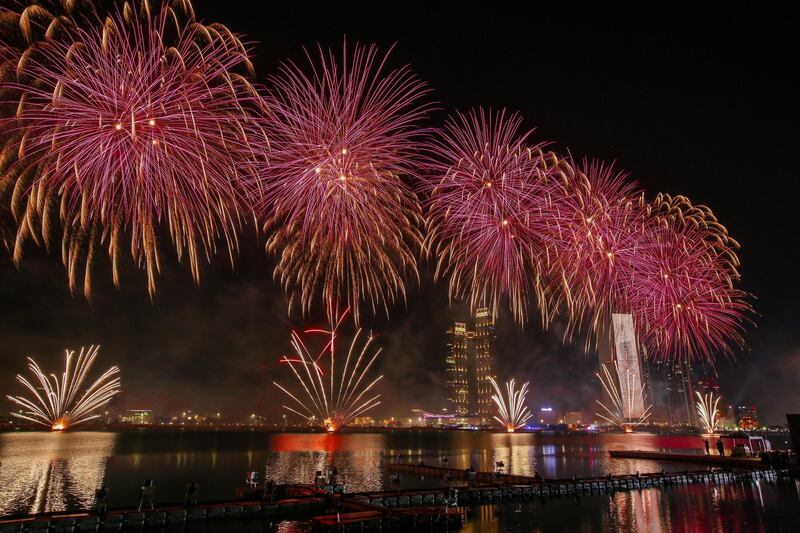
xmin=0 ymin=3 xmax=796 ymax=426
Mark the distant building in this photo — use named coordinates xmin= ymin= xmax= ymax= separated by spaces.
xmin=736 ymin=405 xmax=760 ymax=430
xmin=538 ymin=407 xmax=557 ymax=425
xmin=695 ymin=374 xmax=721 ymax=396
xmin=120 ymin=409 xmax=152 ymax=425
xmin=410 ymin=409 xmax=458 ymax=427
xmin=564 ymin=411 xmax=583 ymax=426
xmin=444 ymin=308 xmax=497 ymax=424
xmin=353 ymin=416 xmax=375 ymax=426
xmin=647 ymin=360 xmax=696 ymax=425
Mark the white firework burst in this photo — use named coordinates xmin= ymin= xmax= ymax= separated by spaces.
xmin=695 ymin=391 xmax=721 ymax=435
xmin=490 ymin=378 xmax=532 ymax=432
xmin=273 ymin=307 xmax=383 ymax=432
xmin=7 ymin=345 xmax=120 ymax=430
xmin=595 ymin=362 xmax=652 ymax=431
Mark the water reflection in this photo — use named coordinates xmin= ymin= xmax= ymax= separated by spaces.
xmin=0 ymin=432 xmax=117 ymax=516
xmin=266 ymin=434 xmax=384 ymax=492
xmin=0 ymin=429 xmax=791 ymax=521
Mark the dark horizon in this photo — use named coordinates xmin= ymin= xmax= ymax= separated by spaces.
xmin=1 ymin=3 xmax=797 ymax=424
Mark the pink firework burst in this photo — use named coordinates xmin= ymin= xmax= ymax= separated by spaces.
xmin=2 ymin=4 xmax=267 ymax=296
xmin=423 ymin=108 xmax=555 ymax=323
xmin=540 ymin=157 xmax=647 ymax=335
xmin=261 ymin=42 xmax=432 ymax=323
xmin=624 ymin=199 xmax=751 ymax=360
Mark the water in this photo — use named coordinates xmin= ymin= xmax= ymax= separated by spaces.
xmin=1 ymin=430 xmax=798 ymax=531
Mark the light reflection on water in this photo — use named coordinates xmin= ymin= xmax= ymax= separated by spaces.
xmin=265 ymin=433 xmax=383 ymax=492
xmin=0 ymin=429 xmax=794 ymax=526
xmin=0 ymin=432 xmax=116 ymax=516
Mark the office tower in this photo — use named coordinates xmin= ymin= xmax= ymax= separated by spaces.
xmin=473 ymin=308 xmax=496 ymax=422
xmin=597 ymin=313 xmax=648 ymax=422
xmin=445 ymin=322 xmax=470 ymax=416
xmin=662 ymin=360 xmax=695 ymax=425
xmin=444 ymin=308 xmax=497 ymax=422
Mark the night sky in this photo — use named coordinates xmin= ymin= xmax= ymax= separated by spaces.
xmin=1 ymin=3 xmax=796 ymax=424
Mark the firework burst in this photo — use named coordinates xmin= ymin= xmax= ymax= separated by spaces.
xmin=273 ymin=306 xmax=383 ymax=432
xmin=539 ymin=157 xmax=646 ymax=337
xmin=624 ymin=216 xmax=750 ymax=360
xmin=489 ymin=377 xmax=531 ymax=432
xmin=1 ymin=3 xmax=266 ymax=297
xmin=595 ymin=362 xmax=652 ymax=431
xmin=7 ymin=345 xmax=120 ymax=430
xmin=423 ymin=108 xmax=555 ymax=323
xmin=261 ymin=42 xmax=431 ymax=323
xmin=695 ymin=390 xmax=721 ymax=435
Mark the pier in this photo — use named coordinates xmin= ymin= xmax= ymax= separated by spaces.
xmin=607 ymin=450 xmax=771 ymax=468
xmin=385 ymin=462 xmax=785 ymax=499
xmin=0 ymin=464 xmax=789 ymax=532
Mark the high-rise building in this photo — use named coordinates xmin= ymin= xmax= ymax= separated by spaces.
xmin=445 ymin=322 xmax=470 ymax=416
xmin=445 ymin=308 xmax=497 ymax=423
xmin=473 ymin=308 xmax=496 ymax=421
xmin=597 ymin=313 xmax=648 ymax=423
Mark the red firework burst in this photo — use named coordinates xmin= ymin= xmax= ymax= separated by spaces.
xmin=624 ymin=217 xmax=750 ymax=359
xmin=540 ymin=157 xmax=647 ymax=334
xmin=261 ymin=42 xmax=432 ymax=323
xmin=1 ymin=4 xmax=266 ymax=296
xmin=422 ymin=108 xmax=556 ymax=323
xmin=623 ymin=196 xmax=750 ymax=360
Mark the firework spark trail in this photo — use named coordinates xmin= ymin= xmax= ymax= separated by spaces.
xmin=489 ymin=377 xmax=531 ymax=432
xmin=261 ymin=42 xmax=431 ymax=324
xmin=273 ymin=307 xmax=383 ymax=432
xmin=423 ymin=108 xmax=557 ymax=323
xmin=627 ymin=194 xmax=751 ymax=359
xmin=695 ymin=390 xmax=721 ymax=434
xmin=1 ymin=3 xmax=266 ymax=296
xmin=7 ymin=345 xmax=120 ymax=430
xmin=538 ymin=157 xmax=647 ymax=339
xmin=624 ymin=217 xmax=750 ymax=360
xmin=594 ymin=363 xmax=652 ymax=429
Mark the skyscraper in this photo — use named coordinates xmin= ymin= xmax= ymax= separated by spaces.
xmin=445 ymin=322 xmax=470 ymax=416
xmin=597 ymin=313 xmax=649 ymax=423
xmin=473 ymin=308 xmax=496 ymax=422
xmin=445 ymin=308 xmax=497 ymax=423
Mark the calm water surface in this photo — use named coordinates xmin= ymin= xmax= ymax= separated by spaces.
xmin=1 ymin=430 xmax=798 ymax=531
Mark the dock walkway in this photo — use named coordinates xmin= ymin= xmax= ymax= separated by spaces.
xmin=607 ymin=449 xmax=769 ymax=468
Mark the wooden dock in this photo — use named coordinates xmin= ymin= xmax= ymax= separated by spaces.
xmin=0 ymin=460 xmax=788 ymax=532
xmin=608 ymin=450 xmax=769 ymax=468
xmin=385 ymin=462 xmax=785 ymax=501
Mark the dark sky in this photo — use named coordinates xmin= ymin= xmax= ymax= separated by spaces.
xmin=1 ymin=3 xmax=797 ymax=424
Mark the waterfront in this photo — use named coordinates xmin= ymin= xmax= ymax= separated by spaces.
xmin=1 ymin=430 xmax=798 ymax=531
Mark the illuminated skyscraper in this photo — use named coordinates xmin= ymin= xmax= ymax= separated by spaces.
xmin=473 ymin=308 xmax=496 ymax=422
xmin=444 ymin=308 xmax=497 ymax=423
xmin=445 ymin=322 xmax=470 ymax=416
xmin=597 ymin=313 xmax=649 ymax=423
